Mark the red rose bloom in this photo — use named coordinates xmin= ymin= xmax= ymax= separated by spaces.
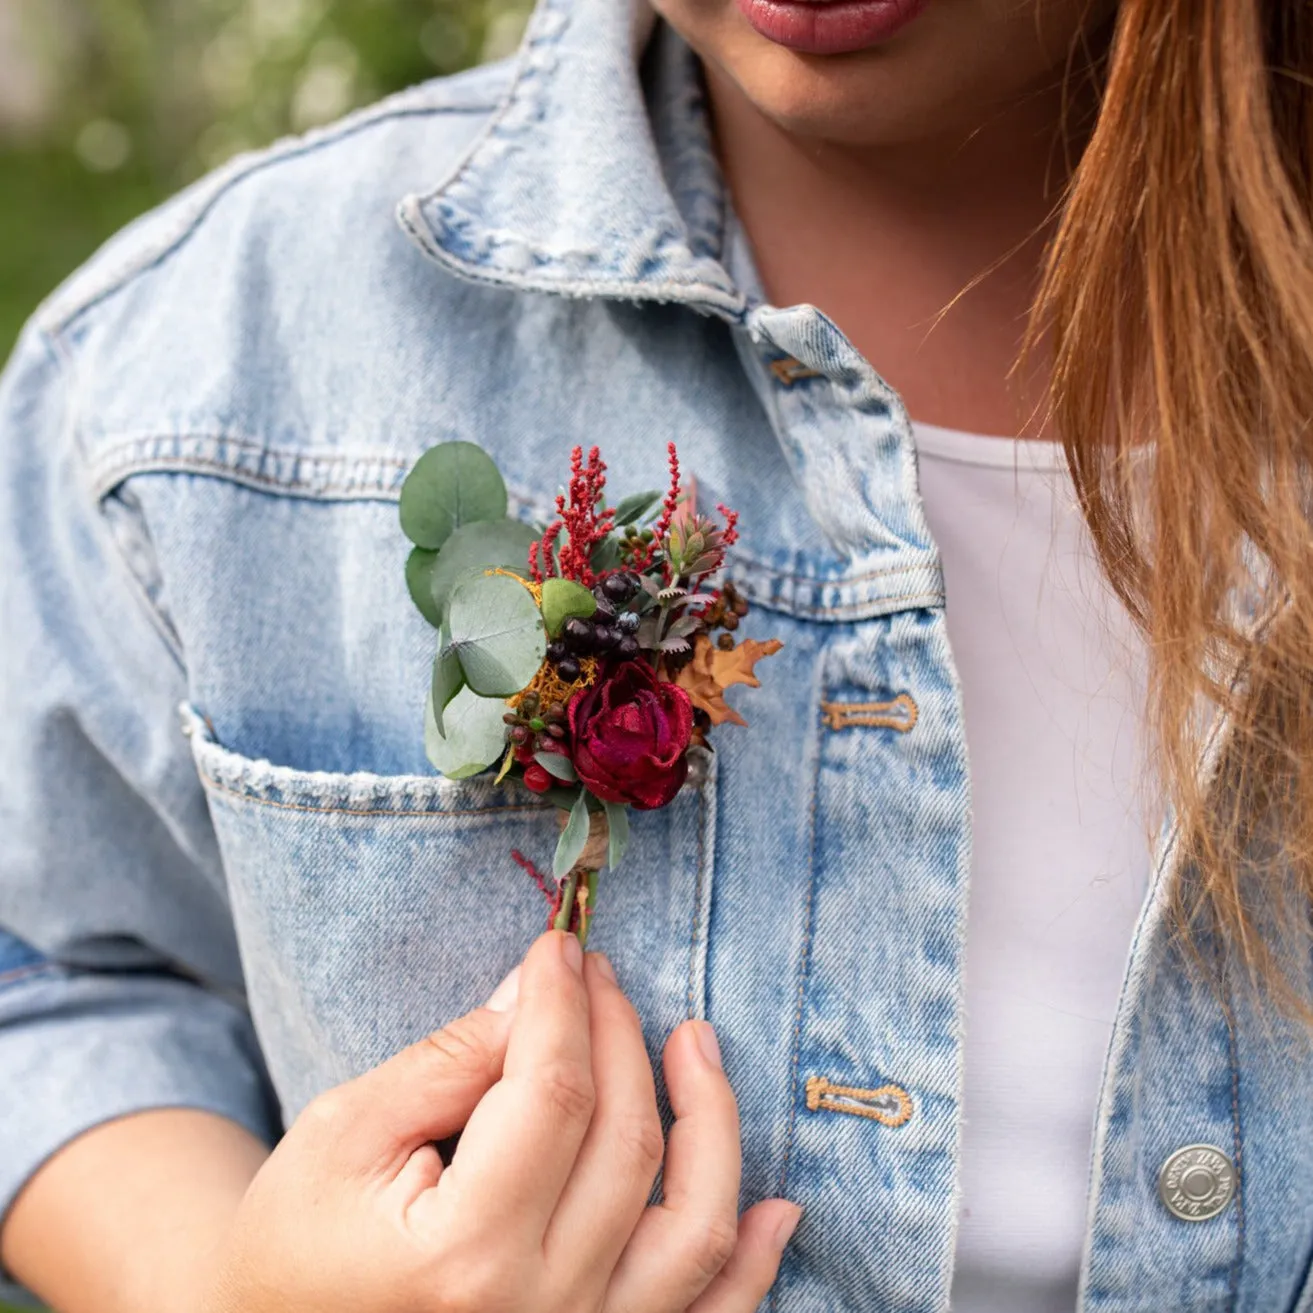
xmin=567 ymin=662 xmax=694 ymax=809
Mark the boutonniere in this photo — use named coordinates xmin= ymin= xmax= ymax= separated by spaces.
xmin=400 ymin=441 xmax=782 ymax=944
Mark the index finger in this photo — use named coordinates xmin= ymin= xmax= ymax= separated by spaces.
xmin=434 ymin=930 xmax=595 ymax=1242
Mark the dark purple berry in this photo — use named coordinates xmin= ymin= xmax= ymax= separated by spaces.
xmin=593 ymin=625 xmax=619 ymax=650
xmin=591 ymin=595 xmax=617 ymax=620
xmin=546 ymin=639 xmax=569 ymax=663
xmin=557 ymin=656 xmax=581 ymax=682
xmin=616 ymin=611 xmax=640 ymax=634
xmin=616 ymin=635 xmax=640 ymax=659
xmin=602 ymin=572 xmax=638 ymax=604
xmin=563 ymin=617 xmax=594 ymax=648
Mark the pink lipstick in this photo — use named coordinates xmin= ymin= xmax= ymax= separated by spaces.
xmin=736 ymin=0 xmax=929 ymax=55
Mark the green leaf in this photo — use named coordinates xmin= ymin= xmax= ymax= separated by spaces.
xmin=545 ymin=784 xmax=585 ymax=810
xmin=447 ymin=572 xmax=546 ymax=697
xmin=399 ymin=442 xmax=508 ymax=550
xmin=430 ymin=641 xmax=465 ymax=737
xmin=554 ymin=788 xmax=592 ymax=879
xmin=405 ymin=548 xmax=442 ymax=628
xmin=589 ymin=535 xmax=622 ymax=574
xmin=541 ymin=577 xmax=597 ymax=637
xmin=612 ymin=490 xmax=663 ymax=526
xmin=534 ymin=750 xmax=578 ymax=783
xmin=429 ymin=518 xmax=539 ymax=625
xmin=604 ymin=801 xmax=629 ymax=872
xmin=423 ymin=687 xmax=508 ymax=779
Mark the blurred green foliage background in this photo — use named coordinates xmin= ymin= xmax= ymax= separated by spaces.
xmin=0 ymin=0 xmax=532 ymax=361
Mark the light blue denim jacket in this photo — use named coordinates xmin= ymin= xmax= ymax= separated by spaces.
xmin=3 ymin=3 xmax=1313 ymax=1309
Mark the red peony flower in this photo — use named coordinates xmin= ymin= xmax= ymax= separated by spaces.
xmin=567 ymin=661 xmax=694 ymax=809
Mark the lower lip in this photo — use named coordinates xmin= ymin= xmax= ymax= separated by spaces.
xmin=735 ymin=0 xmax=928 ymax=54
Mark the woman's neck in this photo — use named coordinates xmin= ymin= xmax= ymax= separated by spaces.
xmin=707 ymin=64 xmax=1095 ymax=438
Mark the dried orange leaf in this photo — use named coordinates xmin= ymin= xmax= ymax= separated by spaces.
xmin=674 ymin=634 xmax=783 ymax=728
xmin=708 ymin=637 xmax=783 ymax=691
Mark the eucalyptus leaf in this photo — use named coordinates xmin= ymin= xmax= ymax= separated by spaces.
xmin=429 ymin=518 xmax=539 ymax=625
xmin=534 ymin=750 xmax=578 ymax=783
xmin=612 ymin=490 xmax=663 ymax=526
xmin=604 ymin=801 xmax=629 ymax=871
xmin=399 ymin=442 xmax=508 ymax=550
xmin=546 ymin=784 xmax=586 ymax=811
xmin=423 ymin=687 xmax=508 ymax=779
xmin=447 ymin=572 xmax=546 ymax=697
xmin=430 ymin=641 xmax=465 ymax=736
xmin=554 ymin=788 xmax=592 ymax=879
xmin=405 ymin=548 xmax=442 ymax=628
xmin=541 ymin=577 xmax=597 ymax=637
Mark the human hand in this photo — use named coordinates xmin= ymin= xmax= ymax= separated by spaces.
xmin=203 ymin=930 xmax=800 ymax=1313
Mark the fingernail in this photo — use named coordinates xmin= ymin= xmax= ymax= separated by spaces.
xmin=593 ymin=953 xmax=617 ymax=985
xmin=485 ymin=966 xmax=520 ymax=1013
xmin=773 ymin=1205 xmax=803 ymax=1249
xmin=560 ymin=931 xmax=584 ymax=975
xmin=695 ymin=1021 xmax=722 ymax=1070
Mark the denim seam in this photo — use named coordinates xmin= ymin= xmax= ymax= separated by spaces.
xmin=41 ymin=96 xmax=503 ymax=338
xmin=99 ymin=487 xmax=188 ymax=669
xmin=730 ymin=547 xmax=933 ymax=587
xmin=36 ymin=328 xmax=191 ymax=673
xmin=773 ymin=677 xmax=826 ymax=1313
xmin=1224 ymin=989 xmax=1245 ymax=1312
xmin=198 ymin=767 xmax=552 ymax=819
xmin=745 ymin=591 xmax=945 ymax=621
xmin=87 ymin=439 xmax=412 ymax=500
xmin=686 ymin=783 xmax=707 ymax=1020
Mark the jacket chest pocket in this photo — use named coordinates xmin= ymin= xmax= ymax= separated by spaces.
xmin=185 ymin=708 xmax=717 ymax=1121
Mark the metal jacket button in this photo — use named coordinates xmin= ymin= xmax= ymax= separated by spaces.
xmin=1157 ymin=1144 xmax=1236 ymax=1221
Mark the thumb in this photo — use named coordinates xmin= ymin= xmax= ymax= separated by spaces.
xmin=313 ymin=967 xmax=519 ymax=1174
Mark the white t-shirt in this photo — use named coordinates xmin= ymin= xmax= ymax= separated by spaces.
xmin=910 ymin=423 xmax=1156 ymax=1312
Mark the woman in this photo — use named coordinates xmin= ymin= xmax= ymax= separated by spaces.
xmin=1 ymin=0 xmax=1310 ymax=1309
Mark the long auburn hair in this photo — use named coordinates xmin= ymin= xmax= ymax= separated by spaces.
xmin=1034 ymin=2 xmax=1313 ymax=1004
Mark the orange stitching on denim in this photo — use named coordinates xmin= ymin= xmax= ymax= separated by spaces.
xmin=805 ymin=1076 xmax=913 ymax=1128
xmin=819 ymin=693 xmax=918 ymax=733
xmin=769 ymin=357 xmax=822 ymax=386
xmin=197 ymin=766 xmax=551 ymax=820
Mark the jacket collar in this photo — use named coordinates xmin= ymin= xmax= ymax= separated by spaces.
xmin=398 ymin=0 xmax=746 ymax=319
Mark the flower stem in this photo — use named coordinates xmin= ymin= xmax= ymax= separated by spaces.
xmin=553 ymin=867 xmax=581 ymax=934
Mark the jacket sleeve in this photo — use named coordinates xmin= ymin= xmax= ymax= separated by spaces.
xmin=0 ymin=322 xmax=278 ymax=1303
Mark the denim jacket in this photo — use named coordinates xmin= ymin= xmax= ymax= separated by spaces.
xmin=2 ymin=2 xmax=1312 ymax=1310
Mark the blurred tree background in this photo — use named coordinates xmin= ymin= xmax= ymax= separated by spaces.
xmin=0 ymin=0 xmax=532 ymax=361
